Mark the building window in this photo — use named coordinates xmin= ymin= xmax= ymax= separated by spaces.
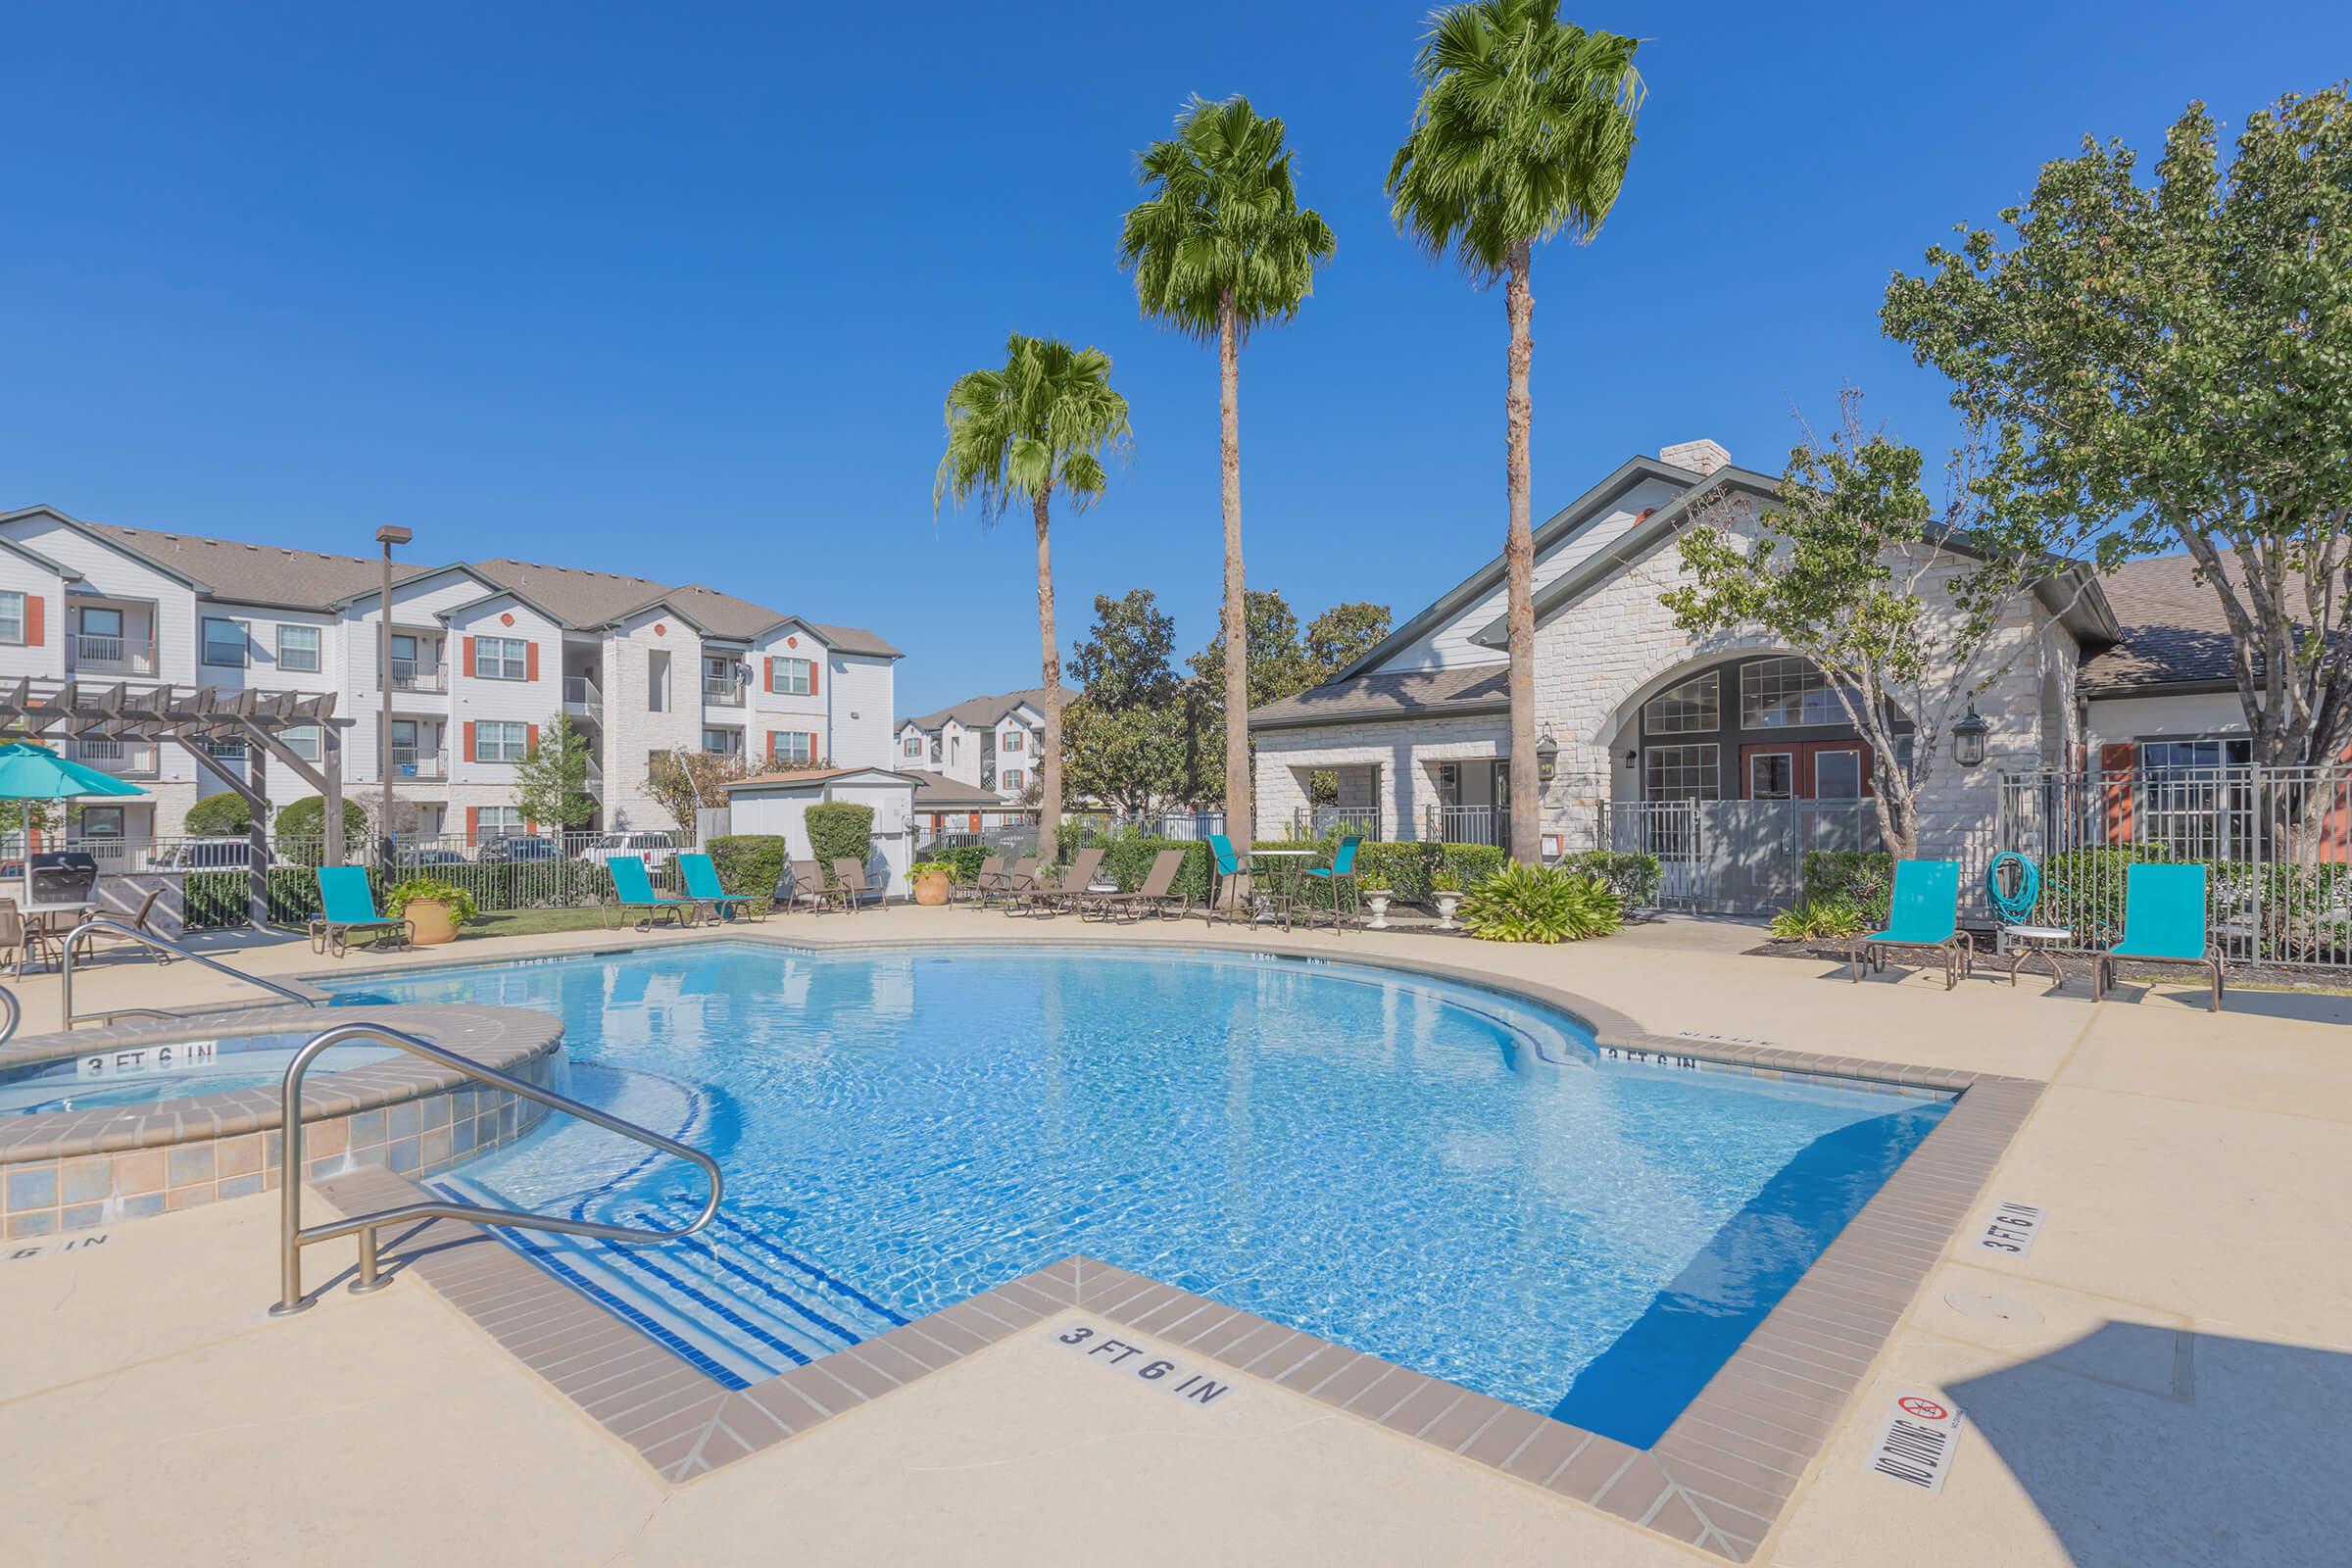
xmin=76 ymin=806 xmax=124 ymax=840
xmin=904 ymin=734 xmax=922 ymax=758
xmin=769 ymin=731 xmax=813 ymax=766
xmin=1002 ymin=768 xmax=1024 ymax=791
xmin=281 ymin=725 xmax=321 ymax=762
xmin=702 ymin=728 xmax=742 ymax=759
xmin=277 ymin=624 xmax=321 ymax=672
xmin=1642 ymin=669 xmax=1719 ymax=735
xmin=1740 ymin=657 xmax=1841 ymax=729
xmin=649 ymin=649 xmax=672 ymax=712
xmin=475 ymin=636 xmax=529 ymax=681
xmin=769 ymin=657 xmax=813 ymax=696
xmin=0 ymin=592 xmax=23 ymax=645
xmin=1002 ymin=729 xmax=1024 ymax=754
xmin=477 ymin=806 xmax=525 ymax=840
xmin=1643 ymin=743 xmax=1720 ymax=802
xmin=204 ymin=736 xmax=247 ymax=764
xmin=202 ymin=617 xmax=248 ymax=667
xmin=1747 ymin=752 xmax=1795 ymax=801
xmin=477 ymin=720 xmax=530 ymax=762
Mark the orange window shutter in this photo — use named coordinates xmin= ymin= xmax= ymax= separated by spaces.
xmin=526 ymin=642 xmax=539 ymax=682
xmin=464 ymin=721 xmax=476 ymax=761
xmin=526 ymin=723 xmax=539 ymax=754
xmin=466 ymin=806 xmax=479 ymax=845
xmin=25 ymin=596 xmax=42 ymax=647
xmin=765 ymin=658 xmax=777 ymax=693
xmin=462 ymin=637 xmax=476 ymax=678
xmin=525 ymin=817 xmax=538 ymax=835
xmin=808 ymin=660 xmax=818 ymax=697
xmin=808 ymin=732 xmax=819 ymax=760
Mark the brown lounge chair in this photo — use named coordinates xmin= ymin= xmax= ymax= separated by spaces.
xmin=1019 ymin=848 xmax=1103 ymax=917
xmin=988 ymin=857 xmax=1042 ymax=911
xmin=962 ymin=856 xmax=1005 ymax=906
xmin=832 ymin=858 xmax=883 ymax=910
xmin=786 ymin=858 xmax=837 ymax=913
xmin=1084 ymin=849 xmax=1189 ymax=922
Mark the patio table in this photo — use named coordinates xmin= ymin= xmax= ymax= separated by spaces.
xmin=1999 ymin=923 xmax=2074 ymax=987
xmin=1250 ymin=849 xmax=1317 ymax=933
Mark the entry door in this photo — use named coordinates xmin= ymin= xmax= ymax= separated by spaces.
xmin=1739 ymin=740 xmax=1872 ymax=799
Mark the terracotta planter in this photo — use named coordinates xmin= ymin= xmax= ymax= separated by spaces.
xmin=406 ymin=899 xmax=459 ymax=946
xmin=911 ymin=867 xmax=952 ymax=906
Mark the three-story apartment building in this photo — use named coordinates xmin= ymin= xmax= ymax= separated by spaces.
xmin=0 ymin=506 xmax=900 ymax=845
xmin=893 ymin=688 xmax=1047 ymax=803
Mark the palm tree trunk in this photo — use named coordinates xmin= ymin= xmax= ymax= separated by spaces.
xmin=1218 ymin=286 xmax=1251 ymax=859
xmin=1503 ymin=240 xmax=1540 ymax=865
xmin=1034 ymin=488 xmax=1064 ymax=851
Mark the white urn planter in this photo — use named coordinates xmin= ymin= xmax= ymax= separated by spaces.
xmin=1363 ymin=890 xmax=1394 ymax=930
xmin=1434 ymin=892 xmax=1462 ymax=931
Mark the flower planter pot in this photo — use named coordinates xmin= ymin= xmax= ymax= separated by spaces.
xmin=1433 ymin=892 xmax=1462 ymax=932
xmin=1363 ymin=891 xmax=1394 ymax=930
xmin=406 ymin=898 xmax=459 ymax=946
xmin=911 ymin=867 xmax=952 ymax=906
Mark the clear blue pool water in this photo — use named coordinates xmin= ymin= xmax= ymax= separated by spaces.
xmin=323 ymin=942 xmax=1947 ymax=1446
xmin=1 ymin=1035 xmax=397 ymax=1115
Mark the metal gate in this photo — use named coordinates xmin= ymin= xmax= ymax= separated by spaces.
xmin=1600 ymin=799 xmax=1884 ymax=914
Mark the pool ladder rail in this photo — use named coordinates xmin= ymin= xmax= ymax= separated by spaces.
xmin=30 ymin=919 xmax=722 ymax=1316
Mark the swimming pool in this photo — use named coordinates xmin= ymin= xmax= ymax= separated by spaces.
xmin=0 ymin=1033 xmax=398 ymax=1115
xmin=323 ymin=942 xmax=1948 ymax=1446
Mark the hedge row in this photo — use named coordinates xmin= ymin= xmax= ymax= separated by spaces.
xmin=1052 ymin=824 xmax=1511 ymax=906
xmin=182 ymin=857 xmax=656 ymax=930
xmin=1800 ymin=849 xmax=1895 ymax=925
xmin=806 ymin=804 xmax=873 ymax=882
xmin=708 ymin=834 xmax=787 ymax=900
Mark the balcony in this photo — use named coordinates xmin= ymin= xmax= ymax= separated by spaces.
xmin=1425 ymin=804 xmax=1507 ymax=847
xmin=68 ymin=737 xmax=160 ymax=776
xmin=70 ymin=632 xmax=156 ymax=676
xmin=389 ymin=749 xmax=448 ymax=782
xmin=564 ymin=675 xmax=604 ymax=723
xmin=389 ymin=662 xmax=447 ymax=695
xmin=703 ymin=675 xmax=746 ymax=709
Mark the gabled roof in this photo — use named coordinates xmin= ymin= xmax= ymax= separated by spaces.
xmin=904 ymin=687 xmax=1050 ymax=732
xmin=0 ymin=533 xmax=79 ymax=580
xmin=2078 ymin=555 xmax=2240 ymax=693
xmin=725 ymin=765 xmax=919 ymax=791
xmin=901 ymin=768 xmax=1005 ymax=808
xmin=435 ymin=582 xmax=581 ymax=632
xmin=1250 ymin=665 xmax=1510 ymax=730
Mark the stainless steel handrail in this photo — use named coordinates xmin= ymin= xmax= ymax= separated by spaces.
xmin=61 ymin=918 xmax=320 ymax=1030
xmin=270 ymin=1021 xmax=722 ymax=1316
xmin=0 ymin=983 xmax=19 ymax=1046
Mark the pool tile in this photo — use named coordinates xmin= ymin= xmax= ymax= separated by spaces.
xmin=6 ymin=1164 xmax=58 ymax=1212
xmin=7 ymin=1209 xmax=59 ymax=1239
xmin=1499 ymin=1419 xmax=1587 ymax=1487
xmin=59 ymin=1159 xmax=110 ymax=1204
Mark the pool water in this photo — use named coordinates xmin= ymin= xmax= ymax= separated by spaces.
xmin=1 ymin=1034 xmax=399 ymax=1115
xmin=323 ymin=943 xmax=1947 ymax=1446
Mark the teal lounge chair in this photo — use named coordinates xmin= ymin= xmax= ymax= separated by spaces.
xmin=608 ymin=854 xmax=698 ymax=930
xmin=309 ymin=865 xmax=416 ymax=957
xmin=1204 ymin=833 xmax=1251 ymax=926
xmin=678 ymin=852 xmax=762 ymax=922
xmin=2093 ymin=862 xmax=2223 ymax=1011
xmin=1304 ymin=835 xmax=1364 ymax=927
xmin=1849 ymin=858 xmax=1969 ymax=989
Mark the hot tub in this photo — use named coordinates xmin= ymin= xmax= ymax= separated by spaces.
xmin=0 ymin=1002 xmax=564 ymax=1240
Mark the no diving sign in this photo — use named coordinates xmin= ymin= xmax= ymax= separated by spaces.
xmin=1869 ymin=1394 xmax=1965 ymax=1492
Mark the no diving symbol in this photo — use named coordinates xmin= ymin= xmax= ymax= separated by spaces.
xmin=1898 ymin=1396 xmax=1949 ymax=1421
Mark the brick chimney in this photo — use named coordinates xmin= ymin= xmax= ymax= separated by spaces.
xmin=1660 ymin=439 xmax=1732 ymax=476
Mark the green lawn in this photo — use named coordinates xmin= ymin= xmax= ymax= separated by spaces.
xmin=456 ymin=906 xmax=626 ymax=940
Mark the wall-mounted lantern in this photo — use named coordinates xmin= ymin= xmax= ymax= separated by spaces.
xmin=1536 ymin=729 xmax=1559 ymax=782
xmin=1950 ymin=702 xmax=1988 ymax=770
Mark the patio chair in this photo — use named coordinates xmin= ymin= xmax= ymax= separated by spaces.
xmin=70 ymin=886 xmax=172 ymax=966
xmin=678 ymin=852 xmax=763 ymax=923
xmin=831 ymin=858 xmax=883 ymax=910
xmin=1304 ymin=835 xmax=1364 ymax=926
xmin=963 ymin=856 xmax=1005 ymax=906
xmin=0 ymin=899 xmax=27 ymax=977
xmin=786 ymin=858 xmax=839 ymax=913
xmin=608 ymin=854 xmax=698 ymax=931
xmin=1021 ymin=847 xmax=1103 ymax=917
xmin=989 ymin=857 xmax=1042 ymax=912
xmin=1848 ymin=858 xmax=1969 ymax=989
xmin=2092 ymin=862 xmax=2223 ymax=1012
xmin=309 ymin=865 xmax=416 ymax=957
xmin=1084 ymin=848 xmax=1188 ymax=923
xmin=1204 ymin=833 xmax=1250 ymax=926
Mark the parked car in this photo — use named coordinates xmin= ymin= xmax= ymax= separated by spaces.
xmin=394 ymin=847 xmax=468 ymax=868
xmin=578 ymin=831 xmax=678 ymax=868
xmin=148 ymin=839 xmax=259 ymax=871
xmin=477 ymin=835 xmax=560 ymax=863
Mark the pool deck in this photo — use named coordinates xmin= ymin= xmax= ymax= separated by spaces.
xmin=3 ymin=909 xmax=2346 ymax=1565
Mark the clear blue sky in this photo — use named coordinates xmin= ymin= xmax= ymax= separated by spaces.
xmin=6 ymin=3 xmax=2345 ymax=715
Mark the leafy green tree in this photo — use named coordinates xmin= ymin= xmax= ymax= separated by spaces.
xmin=646 ymin=748 xmax=752 ymax=839
xmin=1660 ymin=392 xmax=2063 ymax=858
xmin=184 ymin=791 xmax=252 ymax=837
xmin=1064 ymin=699 xmax=1192 ymax=818
xmin=1304 ymin=601 xmax=1394 ymax=678
xmin=1121 ymin=94 xmax=1335 ymax=844
xmin=1187 ymin=589 xmax=1394 ymax=803
xmin=1067 ymin=588 xmax=1180 ymax=711
xmin=1883 ymin=87 xmax=2352 ymax=789
xmin=514 ymin=712 xmax=597 ymax=830
xmin=934 ymin=333 xmax=1133 ymax=845
xmin=1389 ymin=0 xmax=1642 ymax=862
xmin=272 ymin=796 xmax=369 ymax=867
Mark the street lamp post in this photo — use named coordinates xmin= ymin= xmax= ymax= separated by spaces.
xmin=375 ymin=525 xmax=413 ymax=865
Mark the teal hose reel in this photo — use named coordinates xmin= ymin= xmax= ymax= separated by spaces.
xmin=1985 ymin=852 xmax=2040 ymax=925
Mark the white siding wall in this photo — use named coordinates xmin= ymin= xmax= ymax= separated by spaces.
xmin=2085 ymin=690 xmax=2246 ymax=747
xmin=750 ymin=627 xmax=830 ymax=766
xmin=602 ymin=610 xmax=705 ymax=830
xmin=0 ymin=553 xmax=69 ymax=683
xmin=445 ymin=596 xmax=563 ymax=839
xmin=827 ymin=652 xmax=895 ymax=769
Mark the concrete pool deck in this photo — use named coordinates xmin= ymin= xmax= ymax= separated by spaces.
xmin=2 ymin=909 xmax=2346 ymax=1565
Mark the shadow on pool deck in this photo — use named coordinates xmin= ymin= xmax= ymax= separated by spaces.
xmin=1948 ymin=1322 xmax=2350 ymax=1568
xmin=1552 ymin=1101 xmax=1948 ymax=1446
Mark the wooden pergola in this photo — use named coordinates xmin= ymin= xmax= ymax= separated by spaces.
xmin=0 ymin=678 xmax=347 ymax=929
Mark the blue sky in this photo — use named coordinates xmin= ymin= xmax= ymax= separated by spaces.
xmin=5 ymin=3 xmax=2345 ymax=715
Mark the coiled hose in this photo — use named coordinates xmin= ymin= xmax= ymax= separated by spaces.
xmin=1985 ymin=852 xmax=2040 ymax=925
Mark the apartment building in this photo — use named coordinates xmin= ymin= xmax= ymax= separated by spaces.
xmin=0 ymin=505 xmax=900 ymax=844
xmin=892 ymin=688 xmax=1047 ymax=803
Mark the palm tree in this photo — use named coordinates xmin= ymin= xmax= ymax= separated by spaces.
xmin=934 ymin=332 xmax=1132 ymax=847
xmin=1388 ymin=1 xmax=1642 ymax=863
xmin=1119 ymin=95 xmax=1335 ymax=848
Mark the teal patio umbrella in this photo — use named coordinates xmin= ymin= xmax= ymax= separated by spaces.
xmin=0 ymin=741 xmax=152 ymax=802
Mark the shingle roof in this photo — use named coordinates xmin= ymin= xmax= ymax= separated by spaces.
xmin=903 ymin=687 xmax=1050 ymax=732
xmin=1250 ymin=664 xmax=1510 ymax=729
xmin=2079 ymin=555 xmax=2240 ymax=692
xmin=724 ymin=765 xmax=916 ymax=791
xmin=901 ymin=768 xmax=1004 ymax=808
xmin=46 ymin=514 xmax=896 ymax=656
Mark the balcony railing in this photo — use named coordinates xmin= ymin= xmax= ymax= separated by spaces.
xmin=69 ymin=737 xmax=160 ymax=775
xmin=564 ymin=675 xmax=604 ymax=721
xmin=1425 ymin=805 xmax=1507 ymax=847
xmin=70 ymin=632 xmax=154 ymax=674
xmin=389 ymin=662 xmax=446 ymax=694
xmin=390 ymin=749 xmax=448 ymax=781
xmin=704 ymin=676 xmax=745 ymax=708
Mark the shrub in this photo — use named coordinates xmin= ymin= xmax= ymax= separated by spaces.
xmin=806 ymin=803 xmax=873 ymax=882
xmin=1769 ymin=897 xmax=1867 ymax=942
xmin=1235 ymin=829 xmax=1505 ymax=907
xmin=1458 ymin=863 xmax=1622 ymax=944
xmin=1801 ymin=850 xmax=1894 ymax=926
xmin=184 ymin=865 xmax=350 ymax=930
xmin=2036 ymin=844 xmax=2177 ymax=947
xmin=708 ymin=834 xmax=787 ymax=900
xmin=183 ymin=792 xmax=253 ymax=837
xmin=1556 ymin=849 xmax=1662 ymax=908
xmin=273 ymin=797 xmax=370 ymax=867
xmin=927 ymin=844 xmax=992 ymax=884
xmin=385 ymin=874 xmax=480 ymax=924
